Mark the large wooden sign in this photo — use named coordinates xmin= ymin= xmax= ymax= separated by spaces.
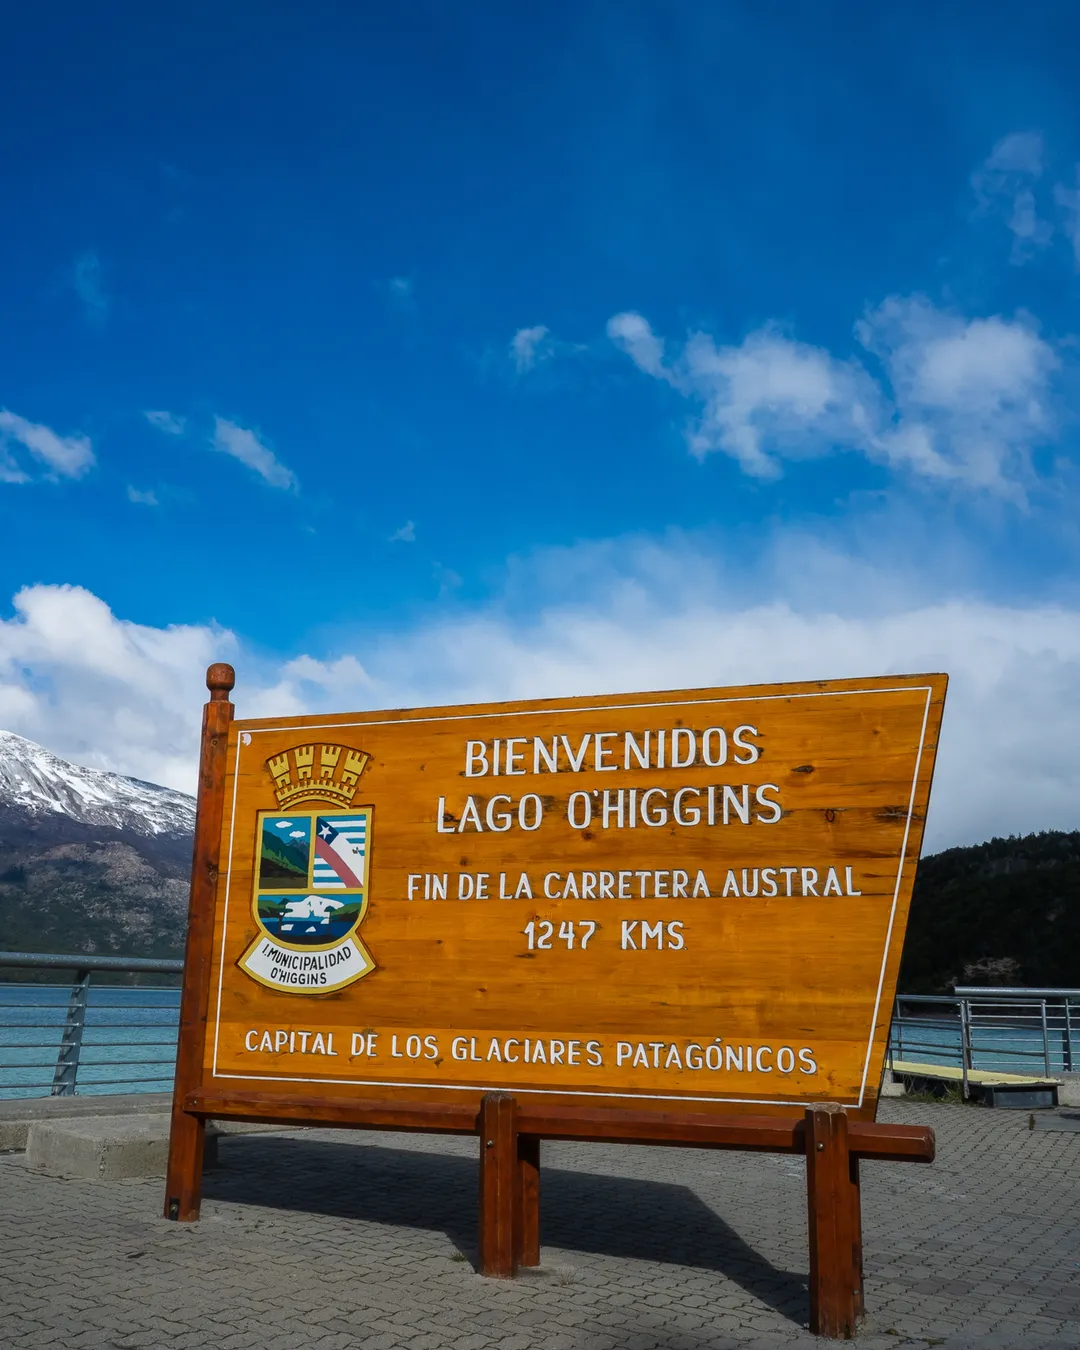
xmin=197 ymin=671 xmax=945 ymax=1119
xmin=167 ymin=667 xmax=945 ymax=1337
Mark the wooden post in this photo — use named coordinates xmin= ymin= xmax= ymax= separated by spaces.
xmin=515 ymin=1133 xmax=541 ymax=1268
xmin=805 ymin=1103 xmax=862 ymax=1339
xmin=164 ymin=663 xmax=235 ymax=1222
xmin=478 ymin=1092 xmax=517 ymax=1277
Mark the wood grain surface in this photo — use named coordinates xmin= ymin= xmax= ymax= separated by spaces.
xmin=199 ymin=673 xmax=946 ymax=1122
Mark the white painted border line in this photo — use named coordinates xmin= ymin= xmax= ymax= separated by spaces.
xmin=207 ymin=1068 xmax=858 ymax=1110
xmin=211 ymin=682 xmax=935 ymax=1106
xmin=856 ymin=683 xmax=933 ymax=1108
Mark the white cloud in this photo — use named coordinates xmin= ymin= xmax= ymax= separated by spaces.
xmin=73 ymin=251 xmax=108 ymax=322
xmin=683 ymin=326 xmax=875 ymax=477
xmin=212 ymin=417 xmax=297 ymax=490
xmin=1054 ymin=169 xmax=1080 ymax=268
xmin=433 ymin=562 xmax=463 ymax=597
xmin=511 ymin=325 xmax=553 ymax=373
xmin=0 ymin=410 xmax=95 ymax=481
xmin=970 ymin=133 xmax=1080 ymax=270
xmin=126 ymin=486 xmax=159 ymax=506
xmin=980 ymin=132 xmax=1044 ymax=177
xmin=0 ymin=450 xmax=28 ymax=485
xmin=1007 ymin=188 xmax=1054 ymax=257
xmin=608 ymin=310 xmax=875 ymax=478
xmin=1 ymin=553 xmax=1078 ymax=853
xmin=608 ymin=297 xmax=1059 ymax=494
xmin=509 ymin=325 xmax=590 ymax=377
xmin=391 ymin=520 xmax=416 ymax=543
xmin=0 ymin=583 xmax=231 ymax=790
xmin=607 ymin=312 xmax=670 ymax=380
xmin=249 ymin=654 xmax=372 ymax=718
xmin=971 ymin=132 xmax=1053 ymax=264
xmin=858 ymin=297 xmax=1058 ymax=492
xmin=144 ymin=410 xmax=186 ymax=436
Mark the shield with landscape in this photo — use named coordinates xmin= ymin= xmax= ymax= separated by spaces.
xmin=238 ymin=806 xmax=375 ymax=992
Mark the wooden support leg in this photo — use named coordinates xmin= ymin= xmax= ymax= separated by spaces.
xmin=478 ymin=1092 xmax=517 ymax=1277
xmin=806 ymin=1104 xmax=862 ymax=1339
xmin=515 ymin=1133 xmax=540 ymax=1268
xmin=164 ymin=1110 xmax=205 ymax=1222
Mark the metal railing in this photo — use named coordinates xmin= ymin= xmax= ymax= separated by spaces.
xmin=889 ymin=987 xmax=1080 ymax=1096
xmin=0 ymin=951 xmax=182 ymax=1099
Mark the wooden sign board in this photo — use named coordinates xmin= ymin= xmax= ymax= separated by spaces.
xmin=198 ymin=672 xmax=945 ymax=1122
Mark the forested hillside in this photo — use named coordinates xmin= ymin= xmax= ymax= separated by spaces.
xmin=899 ymin=830 xmax=1080 ymax=993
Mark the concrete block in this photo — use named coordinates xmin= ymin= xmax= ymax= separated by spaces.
xmin=1057 ymin=1073 xmax=1080 ymax=1108
xmin=0 ymin=1093 xmax=300 ymax=1152
xmin=880 ymin=1073 xmax=906 ymax=1098
xmin=25 ymin=1113 xmax=218 ymax=1180
xmin=0 ymin=1092 xmax=172 ymax=1152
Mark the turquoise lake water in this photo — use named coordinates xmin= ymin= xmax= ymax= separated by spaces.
xmin=0 ymin=984 xmax=180 ymax=1099
xmin=889 ymin=1015 xmax=1076 ymax=1074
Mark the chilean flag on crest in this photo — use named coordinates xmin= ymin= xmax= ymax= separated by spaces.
xmin=312 ymin=816 xmax=366 ymax=889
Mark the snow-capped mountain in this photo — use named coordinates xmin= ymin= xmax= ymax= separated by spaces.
xmin=0 ymin=732 xmax=195 ymax=956
xmin=0 ymin=731 xmax=195 ymax=837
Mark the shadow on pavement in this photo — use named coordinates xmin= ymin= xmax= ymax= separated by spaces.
xmin=204 ymin=1134 xmax=808 ymax=1325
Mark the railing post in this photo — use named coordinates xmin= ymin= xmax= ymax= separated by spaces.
xmin=959 ymin=998 xmax=972 ymax=1100
xmin=1065 ymin=999 xmax=1073 ymax=1073
xmin=51 ymin=968 xmax=90 ymax=1096
xmin=1040 ymin=999 xmax=1051 ymax=1076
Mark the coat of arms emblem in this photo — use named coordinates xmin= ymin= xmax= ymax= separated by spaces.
xmin=237 ymin=743 xmax=376 ymax=994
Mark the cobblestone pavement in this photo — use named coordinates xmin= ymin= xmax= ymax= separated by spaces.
xmin=2 ymin=1100 xmax=1079 ymax=1350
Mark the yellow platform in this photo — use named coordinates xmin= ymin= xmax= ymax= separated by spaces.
xmin=891 ymin=1059 xmax=1061 ymax=1088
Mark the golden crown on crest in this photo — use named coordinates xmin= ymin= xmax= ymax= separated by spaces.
xmin=265 ymin=743 xmax=370 ymax=809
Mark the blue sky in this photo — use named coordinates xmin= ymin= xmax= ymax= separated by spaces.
xmin=1 ymin=2 xmax=1079 ymax=847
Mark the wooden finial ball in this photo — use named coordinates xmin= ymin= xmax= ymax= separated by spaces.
xmin=206 ymin=663 xmax=236 ymax=698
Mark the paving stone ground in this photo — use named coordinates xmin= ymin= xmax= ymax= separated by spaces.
xmin=2 ymin=1099 xmax=1078 ymax=1350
